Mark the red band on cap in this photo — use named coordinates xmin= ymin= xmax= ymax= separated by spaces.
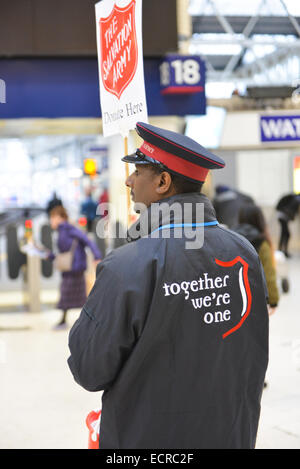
xmin=140 ymin=141 xmax=209 ymax=182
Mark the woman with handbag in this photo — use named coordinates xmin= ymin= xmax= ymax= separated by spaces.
xmin=49 ymin=205 xmax=102 ymax=329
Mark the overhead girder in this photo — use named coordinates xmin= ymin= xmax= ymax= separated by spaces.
xmin=188 ymin=0 xmax=300 ymax=84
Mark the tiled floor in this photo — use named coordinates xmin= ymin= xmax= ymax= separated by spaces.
xmin=256 ymin=255 xmax=300 ymax=449
xmin=0 ymin=256 xmax=300 ymax=449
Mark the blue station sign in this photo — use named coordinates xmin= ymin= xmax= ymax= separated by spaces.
xmin=260 ymin=114 xmax=300 ymax=142
xmin=159 ymin=55 xmax=206 ymax=95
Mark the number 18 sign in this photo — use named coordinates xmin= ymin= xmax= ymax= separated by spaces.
xmin=159 ymin=54 xmax=206 ymax=96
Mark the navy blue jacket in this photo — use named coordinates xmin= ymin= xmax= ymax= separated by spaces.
xmin=68 ymin=193 xmax=268 ymax=449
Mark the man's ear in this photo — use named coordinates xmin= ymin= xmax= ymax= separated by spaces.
xmin=156 ymin=171 xmax=173 ymax=194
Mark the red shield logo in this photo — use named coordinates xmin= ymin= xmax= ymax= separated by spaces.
xmin=215 ymin=256 xmax=252 ymax=339
xmin=99 ymin=0 xmax=138 ymax=100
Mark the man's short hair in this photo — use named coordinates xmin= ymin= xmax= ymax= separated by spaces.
xmin=149 ymin=165 xmax=203 ymax=194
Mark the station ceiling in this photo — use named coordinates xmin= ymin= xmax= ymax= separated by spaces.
xmin=192 ymin=15 xmax=300 ymax=36
xmin=188 ymin=0 xmax=300 ymax=89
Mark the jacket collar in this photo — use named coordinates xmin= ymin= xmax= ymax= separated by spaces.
xmin=127 ymin=192 xmax=217 ymax=242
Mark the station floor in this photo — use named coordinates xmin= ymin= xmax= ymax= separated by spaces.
xmin=1 ymin=256 xmax=300 ymax=450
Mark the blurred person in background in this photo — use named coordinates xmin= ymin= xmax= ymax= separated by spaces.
xmin=49 ymin=205 xmax=102 ymax=329
xmin=98 ymin=185 xmax=109 ymax=218
xmin=80 ymin=188 xmax=98 ymax=232
xmin=276 ymin=193 xmax=300 ymax=258
xmin=46 ymin=191 xmax=63 ymax=217
xmin=234 ymin=203 xmax=279 ymax=316
xmin=213 ymin=185 xmax=255 ymax=229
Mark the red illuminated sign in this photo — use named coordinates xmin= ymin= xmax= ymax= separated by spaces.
xmin=294 ymin=156 xmax=300 ymax=169
xmin=25 ymin=219 xmax=32 ymax=229
xmin=78 ymin=217 xmax=87 ymax=227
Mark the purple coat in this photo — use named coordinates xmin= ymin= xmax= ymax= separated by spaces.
xmin=56 ymin=222 xmax=102 ymax=273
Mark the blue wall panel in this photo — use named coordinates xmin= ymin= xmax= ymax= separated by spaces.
xmin=0 ymin=58 xmax=206 ymax=119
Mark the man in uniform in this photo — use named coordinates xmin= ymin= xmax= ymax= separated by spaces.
xmin=68 ymin=122 xmax=269 ymax=449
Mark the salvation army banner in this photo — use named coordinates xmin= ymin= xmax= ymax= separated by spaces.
xmin=95 ymin=0 xmax=148 ymax=137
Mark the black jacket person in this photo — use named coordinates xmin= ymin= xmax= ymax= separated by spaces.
xmin=68 ymin=122 xmax=269 ymax=449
